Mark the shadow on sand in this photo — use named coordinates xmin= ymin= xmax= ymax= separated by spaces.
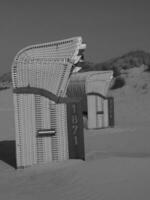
xmin=0 ymin=140 xmax=16 ymax=168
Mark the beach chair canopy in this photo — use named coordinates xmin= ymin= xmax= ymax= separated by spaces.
xmin=67 ymin=71 xmax=113 ymax=99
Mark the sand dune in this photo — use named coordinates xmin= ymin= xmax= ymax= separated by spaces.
xmin=0 ymin=66 xmax=150 ymax=199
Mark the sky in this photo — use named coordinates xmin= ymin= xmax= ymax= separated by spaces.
xmin=0 ymin=0 xmax=150 ymax=74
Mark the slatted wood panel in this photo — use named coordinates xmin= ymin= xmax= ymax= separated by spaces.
xmin=108 ymin=97 xmax=115 ymax=127
xmin=67 ymin=101 xmax=85 ymax=160
xmin=103 ymin=99 xmax=109 ymax=127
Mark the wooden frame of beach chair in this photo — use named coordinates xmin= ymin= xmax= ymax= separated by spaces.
xmin=67 ymin=71 xmax=113 ymax=129
xmin=11 ymin=37 xmax=86 ymax=168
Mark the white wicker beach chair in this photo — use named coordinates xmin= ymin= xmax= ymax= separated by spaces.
xmin=12 ymin=37 xmax=86 ymax=168
xmin=67 ymin=71 xmax=113 ymax=129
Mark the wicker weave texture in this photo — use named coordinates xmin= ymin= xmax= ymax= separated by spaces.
xmin=12 ymin=37 xmax=85 ymax=168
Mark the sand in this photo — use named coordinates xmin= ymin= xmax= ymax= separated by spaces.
xmin=0 ymin=66 xmax=150 ymax=199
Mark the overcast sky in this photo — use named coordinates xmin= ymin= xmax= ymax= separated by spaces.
xmin=0 ymin=0 xmax=150 ymax=74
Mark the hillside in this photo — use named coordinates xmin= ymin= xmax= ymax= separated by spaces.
xmin=80 ymin=50 xmax=150 ymax=75
xmin=0 ymin=71 xmax=12 ymax=90
xmin=1 ymin=50 xmax=150 ymax=90
xmin=80 ymin=50 xmax=150 ymax=89
xmin=108 ymin=65 xmax=150 ymax=127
